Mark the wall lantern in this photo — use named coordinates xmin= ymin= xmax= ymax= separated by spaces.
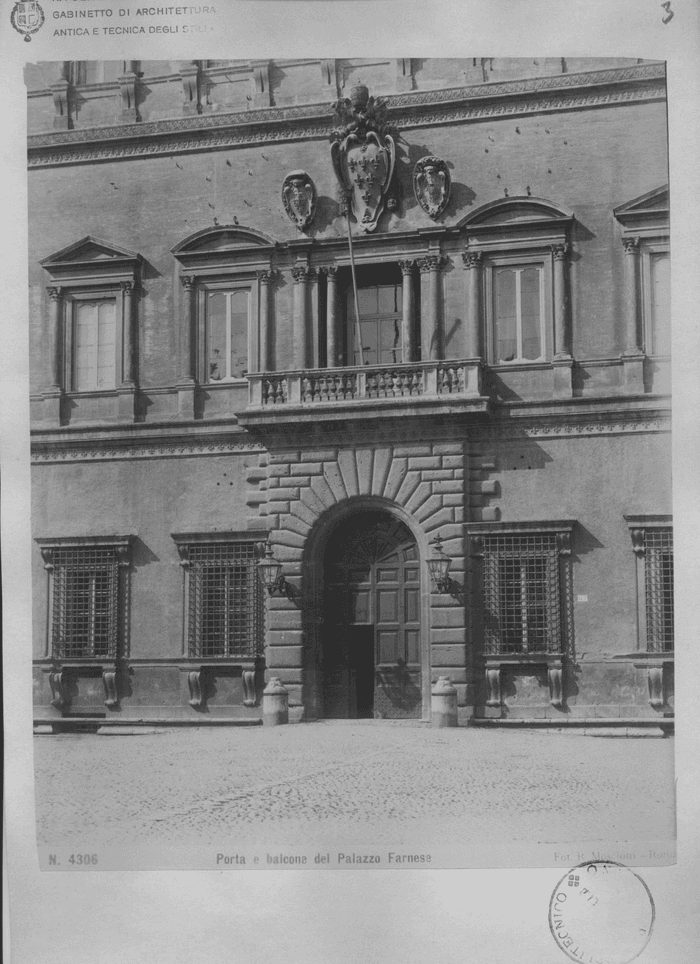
xmin=428 ymin=535 xmax=452 ymax=594
xmin=258 ymin=539 xmax=286 ymax=596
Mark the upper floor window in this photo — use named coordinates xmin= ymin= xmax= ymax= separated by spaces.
xmin=171 ymin=225 xmax=275 ymax=394
xmin=491 ymin=263 xmax=546 ymax=363
xmin=36 ymin=537 xmax=132 ymax=661
xmin=459 ymin=196 xmax=574 ymax=365
xmin=206 ymin=287 xmax=250 ymax=382
xmin=642 ymin=246 xmax=670 ymax=355
xmin=40 ymin=236 xmax=141 ymax=397
xmin=614 ymin=185 xmax=670 ymax=357
xmin=72 ymin=62 xmax=126 ymax=85
xmin=70 ymin=296 xmax=117 ymax=391
xmin=346 ymin=282 xmax=403 ymax=366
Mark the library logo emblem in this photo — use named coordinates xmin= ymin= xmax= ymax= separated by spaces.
xmin=11 ymin=2 xmax=45 ymax=42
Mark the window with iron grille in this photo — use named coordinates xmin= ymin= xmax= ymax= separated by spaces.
xmin=482 ymin=534 xmax=562 ymax=655
xmin=37 ymin=538 xmax=132 ymax=660
xmin=625 ymin=516 xmax=674 ymax=653
xmin=184 ymin=542 xmax=263 ymax=658
xmin=467 ymin=523 xmax=574 ymax=658
xmin=645 ymin=529 xmax=674 ymax=651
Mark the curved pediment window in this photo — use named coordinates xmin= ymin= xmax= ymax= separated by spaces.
xmin=458 ymin=196 xmax=574 ymax=247
xmin=172 ymin=225 xmax=277 ymax=266
xmin=459 ymin=198 xmax=574 ymax=372
xmin=171 ymin=226 xmax=279 ymax=416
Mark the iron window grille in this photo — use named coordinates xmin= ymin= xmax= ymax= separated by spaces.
xmin=37 ymin=539 xmax=132 ymax=660
xmin=625 ymin=516 xmax=674 ymax=654
xmin=184 ymin=542 xmax=263 ymax=659
xmin=468 ymin=523 xmax=574 ymax=658
xmin=482 ymin=534 xmax=561 ymax=655
xmin=643 ymin=528 xmax=674 ymax=652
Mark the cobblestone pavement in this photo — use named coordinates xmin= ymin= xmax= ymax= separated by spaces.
xmin=34 ymin=723 xmax=675 ymax=848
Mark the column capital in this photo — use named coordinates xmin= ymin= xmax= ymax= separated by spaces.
xmin=418 ymin=255 xmax=448 ymax=273
xmin=398 ymin=259 xmax=416 ymax=275
xmin=46 ymin=285 xmax=62 ymax=301
xmin=461 ymin=250 xmax=483 ymax=269
xmin=291 ymin=265 xmax=316 ymax=283
xmin=120 ymin=280 xmax=136 ymax=293
xmin=320 ymin=265 xmax=338 ymax=278
xmin=551 ymin=242 xmax=569 ymax=261
xmin=256 ymin=269 xmax=278 ymax=285
xmin=180 ymin=274 xmax=196 ymax=290
xmin=622 ymin=236 xmax=640 ymax=254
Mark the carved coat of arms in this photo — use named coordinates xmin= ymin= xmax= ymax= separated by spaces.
xmin=282 ymin=171 xmax=317 ymax=231
xmin=11 ymin=1 xmax=45 ymax=41
xmin=330 ymin=84 xmax=397 ymax=233
xmin=413 ymin=156 xmax=451 ymax=220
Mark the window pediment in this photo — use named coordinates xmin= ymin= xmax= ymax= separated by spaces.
xmin=459 ymin=197 xmax=573 ymax=252
xmin=41 ymin=236 xmax=141 ymax=284
xmin=172 ymin=225 xmax=278 ymax=272
xmin=614 ymin=185 xmax=669 ymax=235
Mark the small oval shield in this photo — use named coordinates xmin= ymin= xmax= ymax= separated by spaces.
xmin=282 ymin=171 xmax=317 ymax=231
xmin=413 ymin=156 xmax=451 ymax=221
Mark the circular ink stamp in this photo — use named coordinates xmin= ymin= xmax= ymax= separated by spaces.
xmin=549 ymin=861 xmax=655 ymax=964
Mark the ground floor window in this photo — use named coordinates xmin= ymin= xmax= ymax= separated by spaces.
xmin=467 ymin=522 xmax=574 ymax=657
xmin=173 ymin=538 xmax=264 ymax=659
xmin=625 ymin=515 xmax=673 ymax=653
xmin=644 ymin=528 xmax=674 ymax=652
xmin=36 ymin=537 xmax=132 ymax=660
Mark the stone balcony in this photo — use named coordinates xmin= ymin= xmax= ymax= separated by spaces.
xmin=239 ymin=358 xmax=490 ymax=427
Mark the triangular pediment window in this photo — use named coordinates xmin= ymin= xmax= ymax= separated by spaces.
xmin=613 ymin=185 xmax=669 ymax=237
xmin=40 ymin=236 xmax=141 ymax=273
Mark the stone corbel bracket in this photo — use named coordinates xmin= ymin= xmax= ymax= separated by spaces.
xmin=188 ymin=669 xmax=205 ymax=708
xmin=103 ymin=668 xmax=119 ymax=708
xmin=242 ymin=669 xmax=257 ymax=707
xmin=49 ymin=669 xmax=68 ymax=711
xmin=548 ymin=663 xmax=564 ymax=708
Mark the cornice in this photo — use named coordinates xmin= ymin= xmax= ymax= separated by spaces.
xmin=27 ymin=63 xmax=666 ymax=169
xmin=30 ymin=405 xmax=671 ymax=463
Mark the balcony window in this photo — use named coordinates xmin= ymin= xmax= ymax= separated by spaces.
xmin=346 ymin=283 xmax=403 ymax=366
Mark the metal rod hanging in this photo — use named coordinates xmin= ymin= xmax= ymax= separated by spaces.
xmin=346 ymin=204 xmax=364 ymax=368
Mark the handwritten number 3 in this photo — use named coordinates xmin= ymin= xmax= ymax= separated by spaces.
xmin=661 ymin=2 xmax=674 ymax=24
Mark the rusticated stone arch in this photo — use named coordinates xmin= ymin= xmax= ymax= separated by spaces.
xmin=259 ymin=440 xmax=477 ymax=721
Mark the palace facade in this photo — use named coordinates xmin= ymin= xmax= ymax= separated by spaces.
xmin=27 ymin=58 xmax=673 ymax=728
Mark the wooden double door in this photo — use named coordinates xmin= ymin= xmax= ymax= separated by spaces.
xmin=322 ymin=512 xmax=422 ymax=719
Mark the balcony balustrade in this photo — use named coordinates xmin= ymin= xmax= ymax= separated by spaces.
xmin=241 ymin=358 xmax=489 ymax=427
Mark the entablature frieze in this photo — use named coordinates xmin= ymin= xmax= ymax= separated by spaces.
xmin=27 ymin=63 xmax=666 ymax=168
xmin=29 ymin=403 xmax=671 ymax=464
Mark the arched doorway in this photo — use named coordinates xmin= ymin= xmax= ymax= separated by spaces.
xmin=322 ymin=510 xmax=422 ymax=719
